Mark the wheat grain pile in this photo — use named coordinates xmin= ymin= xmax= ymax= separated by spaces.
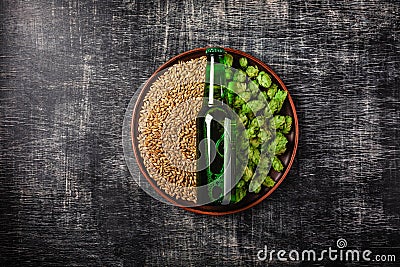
xmin=138 ymin=57 xmax=207 ymax=202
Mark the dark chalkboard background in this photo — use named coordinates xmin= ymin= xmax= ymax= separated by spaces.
xmin=1 ymin=0 xmax=399 ymax=266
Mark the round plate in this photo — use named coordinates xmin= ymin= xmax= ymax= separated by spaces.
xmin=131 ymin=47 xmax=298 ymax=215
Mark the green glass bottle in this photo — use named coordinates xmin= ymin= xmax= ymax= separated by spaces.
xmin=197 ymin=47 xmax=237 ymax=205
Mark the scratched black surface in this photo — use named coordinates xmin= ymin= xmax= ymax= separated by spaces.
xmin=1 ymin=0 xmax=399 ymax=266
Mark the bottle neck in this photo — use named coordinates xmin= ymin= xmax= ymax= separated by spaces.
xmin=209 ymin=54 xmax=215 ymax=106
xmin=205 ymin=53 xmax=225 ymax=107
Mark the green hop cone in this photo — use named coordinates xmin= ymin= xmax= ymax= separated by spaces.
xmin=239 ymin=57 xmax=248 ymax=69
xmin=225 ymin=68 xmax=233 ymax=80
xmin=257 ymin=71 xmax=272 ymax=88
xmin=267 ymin=84 xmax=278 ymax=99
xmin=221 ymin=53 xmax=233 ymax=68
xmin=282 ymin=116 xmax=293 ymax=134
xmin=246 ymin=65 xmax=259 ymax=78
xmin=272 ymin=156 xmax=284 ymax=172
xmin=262 ymin=176 xmax=275 ymax=187
xmin=233 ymin=69 xmax=247 ymax=82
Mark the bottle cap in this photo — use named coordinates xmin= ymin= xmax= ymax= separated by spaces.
xmin=205 ymin=47 xmax=225 ymax=55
